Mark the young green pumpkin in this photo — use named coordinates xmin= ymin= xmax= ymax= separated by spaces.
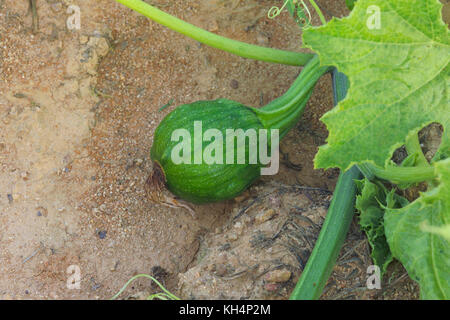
xmin=150 ymin=56 xmax=327 ymax=204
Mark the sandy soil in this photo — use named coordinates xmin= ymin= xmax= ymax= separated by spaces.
xmin=0 ymin=0 xmax=420 ymax=299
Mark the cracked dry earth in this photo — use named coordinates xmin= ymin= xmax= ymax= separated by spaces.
xmin=0 ymin=0 xmax=419 ymax=300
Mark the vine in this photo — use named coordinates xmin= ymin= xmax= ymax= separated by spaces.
xmin=268 ymin=0 xmax=326 ymax=27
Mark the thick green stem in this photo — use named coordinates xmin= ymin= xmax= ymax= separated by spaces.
xmin=358 ymin=162 xmax=436 ymax=184
xmin=358 ymin=133 xmax=433 ymax=183
xmin=269 ymin=89 xmax=314 ymax=138
xmin=356 ymin=163 xmax=376 ymax=180
xmin=253 ymin=55 xmax=330 ymax=138
xmin=290 ymin=70 xmax=361 ymax=300
xmin=114 ymin=0 xmax=314 ymax=66
xmin=290 ymin=165 xmax=362 ymax=299
xmin=290 ymin=69 xmax=361 ymax=300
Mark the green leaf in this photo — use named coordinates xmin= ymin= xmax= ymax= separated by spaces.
xmin=384 ymin=158 xmax=450 ymax=299
xmin=303 ymin=0 xmax=450 ymax=170
xmin=355 ymin=179 xmax=392 ymax=275
xmin=421 ymin=222 xmax=450 ymax=242
xmin=355 ymin=179 xmax=406 ymax=276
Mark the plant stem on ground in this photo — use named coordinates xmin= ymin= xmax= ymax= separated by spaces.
xmin=114 ymin=0 xmax=314 ymax=66
xmin=290 ymin=70 xmax=362 ymax=300
xmin=290 ymin=165 xmax=362 ymax=299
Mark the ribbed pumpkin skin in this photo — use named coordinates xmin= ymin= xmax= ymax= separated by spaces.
xmin=151 ymin=99 xmax=265 ymax=204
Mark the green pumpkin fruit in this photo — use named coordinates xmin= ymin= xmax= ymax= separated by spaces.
xmin=149 ymin=56 xmax=326 ymax=204
xmin=151 ymin=99 xmax=266 ymax=203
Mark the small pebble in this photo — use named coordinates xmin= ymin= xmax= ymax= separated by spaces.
xmin=255 ymin=209 xmax=276 ymax=224
xmin=264 ymin=283 xmax=279 ymax=292
xmin=227 ymin=232 xmax=238 ymax=241
xmin=50 ymin=2 xmax=63 ymax=13
xmin=14 ymin=93 xmax=26 ymax=99
xmin=92 ymin=283 xmax=101 ymax=291
xmin=110 ymin=261 xmax=119 ymax=272
xmin=265 ymin=269 xmax=292 ymax=283
xmin=134 ymin=158 xmax=144 ymax=166
xmin=218 ymin=243 xmax=231 ymax=251
xmin=256 ymin=33 xmax=270 ymax=46
xmin=206 ymin=19 xmax=219 ymax=32
xmin=126 ymin=159 xmax=134 ymax=168
xmin=216 ymin=252 xmax=228 ymax=264
xmin=79 ymin=35 xmax=89 ymax=45
xmin=98 ymin=230 xmax=107 ymax=239
xmin=230 ymin=79 xmax=239 ymax=89
xmin=36 ymin=207 xmax=48 ymax=217
xmin=233 ymin=222 xmax=244 ymax=235
xmin=7 ymin=194 xmax=13 ymax=203
xmin=214 ymin=264 xmax=227 ymax=276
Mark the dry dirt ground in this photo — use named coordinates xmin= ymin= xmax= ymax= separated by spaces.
xmin=0 ymin=0 xmax=420 ymax=299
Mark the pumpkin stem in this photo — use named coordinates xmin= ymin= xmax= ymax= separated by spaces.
xmin=253 ymin=55 xmax=331 ymax=139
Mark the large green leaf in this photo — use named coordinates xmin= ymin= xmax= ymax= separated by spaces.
xmin=384 ymin=158 xmax=450 ymax=299
xmin=355 ymin=179 xmax=395 ymax=276
xmin=355 ymin=179 xmax=409 ymax=276
xmin=303 ymin=0 xmax=449 ymax=170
